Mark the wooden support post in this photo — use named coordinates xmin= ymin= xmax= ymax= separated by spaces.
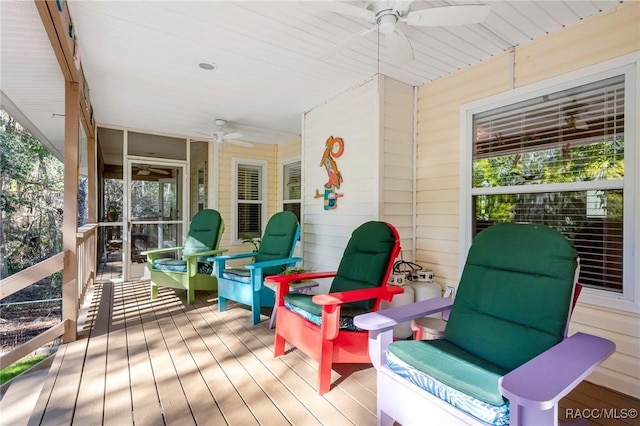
xmin=62 ymin=81 xmax=80 ymax=343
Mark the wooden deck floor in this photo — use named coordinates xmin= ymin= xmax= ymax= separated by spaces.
xmin=24 ymin=259 xmax=640 ymax=425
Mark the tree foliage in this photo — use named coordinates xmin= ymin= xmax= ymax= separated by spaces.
xmin=473 ymin=139 xmax=624 ymax=234
xmin=0 ymin=111 xmax=64 ymax=277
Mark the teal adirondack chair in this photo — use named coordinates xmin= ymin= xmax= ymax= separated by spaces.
xmin=208 ymin=211 xmax=300 ymax=325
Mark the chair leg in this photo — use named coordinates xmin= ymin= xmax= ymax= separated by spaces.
xmin=268 ymin=305 xmax=277 ymax=329
xmin=250 ymin=292 xmax=262 ymax=325
xmin=150 ymin=282 xmax=158 ymax=300
xmin=252 ymin=303 xmax=261 ymax=325
xmin=378 ymin=409 xmax=394 ymax=426
xmin=318 ymin=340 xmax=334 ymax=395
xmin=186 ymin=286 xmax=195 ymax=305
xmin=219 ymin=296 xmax=227 ymax=312
xmin=274 ymin=332 xmax=286 ymax=357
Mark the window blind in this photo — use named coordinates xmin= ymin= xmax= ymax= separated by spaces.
xmin=471 ymin=73 xmax=626 ymax=293
xmin=473 ymin=75 xmax=624 ymax=188
xmin=237 ymin=164 xmax=262 ymax=238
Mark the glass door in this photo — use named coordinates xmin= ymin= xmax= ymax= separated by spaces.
xmin=124 ymin=159 xmax=187 ymax=280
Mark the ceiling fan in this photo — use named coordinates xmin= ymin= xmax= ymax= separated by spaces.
xmin=320 ymin=1 xmax=492 ymax=63
xmin=200 ymin=119 xmax=254 ymax=148
xmin=133 ymin=164 xmax=170 ymax=176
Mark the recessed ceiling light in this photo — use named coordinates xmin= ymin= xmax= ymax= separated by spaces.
xmin=198 ymin=61 xmax=216 ymax=70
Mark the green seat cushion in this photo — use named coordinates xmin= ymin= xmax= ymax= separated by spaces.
xmin=388 ymin=339 xmax=508 ymax=406
xmin=154 ymin=258 xmax=185 ymax=267
xmin=444 ymin=223 xmax=578 ymax=371
xmin=153 ymin=258 xmax=213 ymax=275
xmin=283 ymin=298 xmax=367 ymax=331
xmin=255 ymin=211 xmax=299 ymax=276
xmin=221 ymin=267 xmax=252 ymax=283
xmin=284 ymin=292 xmax=369 ymax=317
xmin=328 ymin=221 xmax=398 ymax=310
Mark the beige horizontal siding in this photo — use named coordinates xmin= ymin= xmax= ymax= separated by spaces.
xmin=515 ymin=3 xmax=640 ymax=87
xmin=415 ymin=1 xmax=640 ymax=397
xmin=381 ymin=77 xmax=414 ymax=262
xmin=216 ymin=143 xmax=278 ymax=258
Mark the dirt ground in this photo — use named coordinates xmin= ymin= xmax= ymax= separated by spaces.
xmin=0 ymin=279 xmax=61 ymax=352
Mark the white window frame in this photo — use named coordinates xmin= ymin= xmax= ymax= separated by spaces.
xmin=280 ymin=156 xmax=301 ymax=218
xmin=232 ymin=158 xmax=268 ymax=244
xmin=459 ymin=53 xmax=639 ymax=313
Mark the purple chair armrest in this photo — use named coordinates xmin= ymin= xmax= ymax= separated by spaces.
xmin=500 ymin=332 xmax=616 ymax=410
xmin=354 ymin=297 xmax=454 ymax=370
xmin=353 ymin=297 xmax=454 ymax=331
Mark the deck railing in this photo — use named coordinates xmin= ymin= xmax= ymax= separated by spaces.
xmin=0 ymin=224 xmax=98 ymax=373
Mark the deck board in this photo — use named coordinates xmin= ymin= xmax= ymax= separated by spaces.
xmin=73 ymin=282 xmax=111 ymax=425
xmin=103 ymin=280 xmax=135 ymax=426
xmin=24 ymin=266 xmax=639 ymax=426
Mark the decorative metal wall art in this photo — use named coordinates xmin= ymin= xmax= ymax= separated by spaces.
xmin=314 ymin=136 xmax=344 ymax=210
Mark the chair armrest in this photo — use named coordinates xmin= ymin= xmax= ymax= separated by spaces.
xmin=312 ymin=285 xmax=404 ymax=306
xmin=499 ymin=332 xmax=616 ymax=410
xmin=206 ymin=251 xmax=257 ymax=262
xmin=267 ymin=272 xmax=337 ymax=308
xmin=353 ymin=297 xmax=454 ymax=370
xmin=141 ymin=246 xmax=184 ymax=256
xmin=353 ymin=297 xmax=454 ymax=331
xmin=313 ymin=286 xmax=405 ymax=342
xmin=182 ymin=249 xmax=228 ymax=260
xmin=246 ymin=256 xmax=303 ymax=270
xmin=266 ymin=271 xmax=338 ymax=285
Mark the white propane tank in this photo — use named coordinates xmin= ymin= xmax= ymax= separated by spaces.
xmin=380 ymin=283 xmax=414 ymax=339
xmin=412 ymin=281 xmax=443 ymax=319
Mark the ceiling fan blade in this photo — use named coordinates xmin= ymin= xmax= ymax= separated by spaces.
xmin=386 ymin=29 xmax=414 ymax=63
xmin=318 ymin=26 xmax=376 ymax=61
xmin=149 ymin=168 xmax=170 ymax=175
xmin=223 ymin=132 xmax=243 ymax=140
xmin=321 ymin=1 xmax=375 ymax=21
xmin=393 ymin=1 xmax=415 ymax=16
xmin=227 ymin=139 xmax=254 ymax=148
xmin=403 ymin=5 xmax=491 ymax=27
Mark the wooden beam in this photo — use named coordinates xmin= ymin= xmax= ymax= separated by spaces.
xmin=35 ymin=1 xmax=94 ymax=137
xmin=0 ymin=251 xmax=66 ymax=300
xmin=87 ymin=132 xmax=98 ymax=223
xmin=62 ymin=81 xmax=80 ymax=343
xmin=0 ymin=321 xmax=66 ymax=370
xmin=34 ymin=0 xmax=77 ymax=82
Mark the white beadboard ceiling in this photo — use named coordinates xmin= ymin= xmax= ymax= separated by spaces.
xmin=0 ymin=0 xmax=626 ymax=162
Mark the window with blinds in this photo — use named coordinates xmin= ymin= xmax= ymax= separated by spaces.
xmin=236 ymin=162 xmax=263 ymax=240
xmin=282 ymin=160 xmax=301 ymax=222
xmin=471 ymin=73 xmax=626 ymax=293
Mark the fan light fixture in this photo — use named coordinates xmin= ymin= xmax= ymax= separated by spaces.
xmin=377 ymin=12 xmax=399 ymax=34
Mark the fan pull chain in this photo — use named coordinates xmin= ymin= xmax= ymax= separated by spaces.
xmin=377 ymin=25 xmax=380 ymax=76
